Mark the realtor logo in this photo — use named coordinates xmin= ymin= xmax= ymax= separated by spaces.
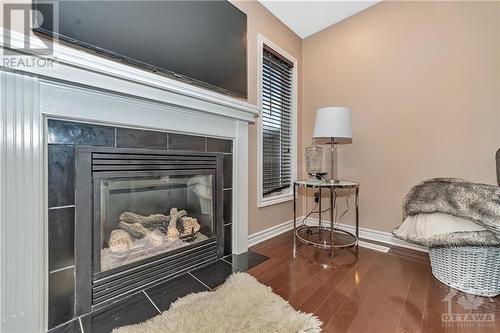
xmin=442 ymin=288 xmax=495 ymax=329
xmin=3 ymin=2 xmax=55 ymax=56
xmin=2 ymin=2 xmax=58 ymax=70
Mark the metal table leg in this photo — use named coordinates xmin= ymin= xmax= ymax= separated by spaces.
xmin=330 ymin=187 xmax=334 ymax=257
xmin=355 ymin=187 xmax=359 ymax=247
xmin=293 ymin=183 xmax=297 ymax=256
xmin=318 ymin=187 xmax=322 ymax=242
xmin=354 ymin=187 xmax=359 ymax=256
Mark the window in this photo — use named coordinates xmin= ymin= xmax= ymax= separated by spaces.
xmin=258 ymin=36 xmax=297 ymax=207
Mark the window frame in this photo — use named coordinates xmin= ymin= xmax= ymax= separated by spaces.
xmin=257 ymin=34 xmax=298 ymax=208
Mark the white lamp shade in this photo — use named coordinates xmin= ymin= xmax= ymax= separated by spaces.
xmin=313 ymin=107 xmax=352 ymax=139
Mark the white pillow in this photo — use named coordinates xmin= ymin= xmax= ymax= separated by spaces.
xmin=393 ymin=213 xmax=486 ymax=240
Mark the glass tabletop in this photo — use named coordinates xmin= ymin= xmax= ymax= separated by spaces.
xmin=294 ymin=179 xmax=359 ymax=188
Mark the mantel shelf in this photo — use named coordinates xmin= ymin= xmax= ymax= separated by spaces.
xmin=0 ymin=28 xmax=259 ymax=123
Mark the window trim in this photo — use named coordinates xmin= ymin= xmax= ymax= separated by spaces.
xmin=257 ymin=34 xmax=298 ymax=208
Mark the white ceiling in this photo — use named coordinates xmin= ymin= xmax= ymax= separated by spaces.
xmin=258 ymin=0 xmax=381 ymax=39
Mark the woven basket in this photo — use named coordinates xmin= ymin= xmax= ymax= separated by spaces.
xmin=429 ymin=246 xmax=500 ymax=297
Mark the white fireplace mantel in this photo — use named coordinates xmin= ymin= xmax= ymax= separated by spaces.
xmin=0 ymin=28 xmax=258 ymax=121
xmin=0 ymin=29 xmax=257 ymax=332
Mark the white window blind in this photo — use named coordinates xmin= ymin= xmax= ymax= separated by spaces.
xmin=262 ymin=45 xmax=293 ymax=197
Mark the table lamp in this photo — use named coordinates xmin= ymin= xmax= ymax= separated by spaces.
xmin=313 ymin=107 xmax=352 ymax=183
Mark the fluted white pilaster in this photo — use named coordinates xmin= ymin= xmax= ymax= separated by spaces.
xmin=0 ymin=71 xmax=45 ymax=332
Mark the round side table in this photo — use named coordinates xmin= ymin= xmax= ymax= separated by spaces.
xmin=293 ymin=179 xmax=359 ymax=257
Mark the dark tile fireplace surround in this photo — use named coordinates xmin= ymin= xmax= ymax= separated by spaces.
xmin=47 ymin=119 xmax=234 ymax=330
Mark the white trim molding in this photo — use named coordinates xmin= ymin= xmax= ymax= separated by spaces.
xmin=232 ymin=121 xmax=250 ymax=254
xmin=256 ymin=33 xmax=298 ymax=208
xmin=248 ymin=218 xmax=297 ymax=247
xmin=248 ymin=216 xmax=428 ymax=253
xmin=0 ymin=71 xmax=45 ymax=332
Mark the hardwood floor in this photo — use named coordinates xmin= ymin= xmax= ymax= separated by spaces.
xmin=248 ymin=231 xmax=500 ymax=333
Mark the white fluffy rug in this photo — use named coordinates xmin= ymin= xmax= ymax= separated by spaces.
xmin=113 ymin=272 xmax=322 ymax=333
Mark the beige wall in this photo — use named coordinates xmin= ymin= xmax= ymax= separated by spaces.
xmin=231 ymin=0 xmax=303 ymax=235
xmin=302 ymin=1 xmax=500 ymax=232
xmin=498 ymin=2 xmax=500 ymax=147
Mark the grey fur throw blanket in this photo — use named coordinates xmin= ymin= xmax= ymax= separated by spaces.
xmin=403 ymin=178 xmax=500 ymax=234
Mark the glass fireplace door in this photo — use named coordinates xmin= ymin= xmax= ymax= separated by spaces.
xmin=95 ymin=172 xmax=214 ymax=272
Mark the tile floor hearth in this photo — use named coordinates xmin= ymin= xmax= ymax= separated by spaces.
xmin=48 ymin=251 xmax=270 ymax=333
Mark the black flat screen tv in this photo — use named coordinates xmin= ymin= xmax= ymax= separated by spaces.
xmin=33 ymin=1 xmax=248 ymax=98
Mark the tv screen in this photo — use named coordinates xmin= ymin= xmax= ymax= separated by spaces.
xmin=33 ymin=1 xmax=248 ymax=98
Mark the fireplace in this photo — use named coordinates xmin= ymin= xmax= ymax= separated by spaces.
xmin=1 ymin=42 xmax=255 ymax=331
xmin=75 ymin=146 xmax=223 ymax=312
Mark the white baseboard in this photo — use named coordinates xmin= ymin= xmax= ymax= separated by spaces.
xmin=358 ymin=240 xmax=390 ymax=253
xmin=248 ymin=218 xmax=296 ymax=247
xmin=305 ymin=217 xmax=428 ymax=253
xmin=248 ymin=217 xmax=428 ymax=253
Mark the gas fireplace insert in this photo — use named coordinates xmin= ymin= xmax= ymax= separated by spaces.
xmin=74 ymin=146 xmax=223 ymax=313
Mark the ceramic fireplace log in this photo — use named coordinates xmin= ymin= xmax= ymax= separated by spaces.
xmin=179 ymin=217 xmax=200 ymax=237
xmin=119 ymin=212 xmax=169 ymax=229
xmin=166 ymin=208 xmax=182 ymax=241
xmin=118 ymin=221 xmax=151 ymax=239
xmin=108 ymin=229 xmax=133 ymax=253
xmin=117 ymin=209 xmax=197 ymax=242
xmin=172 ymin=210 xmax=188 ymax=222
xmin=119 ymin=210 xmax=188 ymax=230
